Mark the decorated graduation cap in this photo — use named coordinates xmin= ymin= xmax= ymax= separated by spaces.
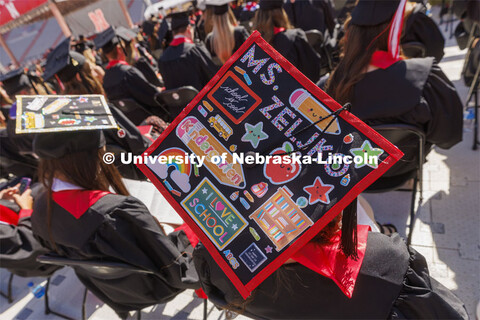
xmin=137 ymin=31 xmax=403 ymax=299
xmin=259 ymin=0 xmax=283 ymax=10
xmin=33 ymin=129 xmax=106 ymax=159
xmin=15 ymin=94 xmax=117 ymax=135
xmin=351 ymin=0 xmax=407 ymax=67
xmin=206 ymin=0 xmax=232 ymax=15
xmin=167 ymin=9 xmax=194 ymax=31
xmin=0 ymin=68 xmax=33 ymax=96
xmin=42 ymin=37 xmax=86 ymax=82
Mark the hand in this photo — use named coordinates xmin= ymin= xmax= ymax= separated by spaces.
xmin=12 ymin=189 xmax=33 ymax=210
xmin=0 ymin=185 xmax=20 ymax=201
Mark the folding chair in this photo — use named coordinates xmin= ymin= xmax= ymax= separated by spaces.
xmin=156 ymin=86 xmax=199 ymax=121
xmin=0 ymin=272 xmax=14 ymax=303
xmin=363 ymin=124 xmax=426 ymax=245
xmin=401 ymin=41 xmax=427 ymax=58
xmin=37 ymin=254 xmax=209 ymax=320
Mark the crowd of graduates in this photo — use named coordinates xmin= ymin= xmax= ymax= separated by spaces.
xmin=0 ymin=0 xmax=478 ymax=319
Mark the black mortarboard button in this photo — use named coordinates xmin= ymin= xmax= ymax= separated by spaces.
xmin=351 ymin=0 xmax=401 ymax=26
xmin=43 ymin=38 xmax=86 ymax=82
xmin=93 ymin=26 xmax=118 ymax=53
xmin=167 ymin=10 xmax=193 ymax=31
xmin=33 ymin=130 xmax=106 ymax=159
xmin=0 ymin=68 xmax=32 ymax=96
xmin=259 ymin=0 xmax=283 ymax=10
xmin=205 ymin=0 xmax=231 ymax=15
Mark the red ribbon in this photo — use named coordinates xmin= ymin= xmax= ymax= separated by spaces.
xmin=169 ymin=37 xmax=193 ymax=47
xmin=105 ymin=59 xmax=129 ymax=70
xmin=273 ymin=27 xmax=285 ymax=35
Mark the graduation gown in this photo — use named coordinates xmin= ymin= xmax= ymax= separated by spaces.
xmin=0 ymin=200 xmax=60 ymax=277
xmin=402 ymin=6 xmax=445 ymax=62
xmin=158 ymin=39 xmax=219 ymax=91
xmin=205 ymin=26 xmax=250 ymax=64
xmin=32 ymin=188 xmax=200 ymax=313
xmin=283 ymin=0 xmax=335 ymax=34
xmin=272 ymin=29 xmax=322 ymax=83
xmin=351 ymin=58 xmax=463 ymax=150
xmin=103 ymin=62 xmax=162 ymax=113
xmin=133 ymin=56 xmax=163 ymax=87
xmin=193 ymin=233 xmax=468 ymax=319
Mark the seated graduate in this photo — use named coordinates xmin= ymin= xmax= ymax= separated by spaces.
xmin=204 ymin=0 xmax=250 ymax=65
xmin=402 ymin=1 xmax=445 ymax=62
xmin=94 ymin=27 xmax=168 ymax=118
xmin=0 ymin=184 xmax=60 ymax=277
xmin=31 ymin=129 xmax=200 ymax=316
xmin=193 ymin=196 xmax=468 ymax=319
xmin=253 ymin=0 xmax=322 ymax=83
xmin=158 ymin=10 xmax=219 ymax=91
xmin=283 ymin=0 xmax=336 ymax=35
xmin=326 ymin=0 xmax=463 ymax=153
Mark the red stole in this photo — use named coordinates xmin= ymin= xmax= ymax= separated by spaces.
xmin=370 ymin=50 xmax=403 ymax=69
xmin=169 ymin=37 xmax=193 ymax=47
xmin=274 ymin=27 xmax=286 ymax=35
xmin=52 ymin=190 xmax=110 ymax=219
xmin=106 ymin=60 xmax=129 ymax=70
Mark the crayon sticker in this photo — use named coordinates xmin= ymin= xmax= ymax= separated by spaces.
xmin=240 ymin=197 xmax=250 ymax=209
xmin=197 ymin=105 xmax=208 ymax=117
xmin=239 ymin=243 xmax=267 ymax=272
xmin=244 ymin=190 xmax=254 ymax=203
xmin=249 ymin=227 xmax=260 ymax=241
xmin=249 ymin=187 xmax=313 ymax=251
xmin=223 ymin=249 xmax=240 ymax=269
xmin=202 ymin=100 xmax=214 ymax=112
xmin=181 ymin=178 xmax=248 ymax=250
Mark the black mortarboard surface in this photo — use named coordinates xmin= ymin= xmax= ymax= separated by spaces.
xmin=259 ymin=0 xmax=283 ymax=10
xmin=93 ymin=26 xmax=118 ymax=53
xmin=142 ymin=20 xmax=156 ymax=37
xmin=206 ymin=0 xmax=231 ymax=15
xmin=15 ymin=94 xmax=117 ymax=134
xmin=116 ymin=26 xmax=138 ymax=43
xmin=0 ymin=69 xmax=31 ymax=96
xmin=33 ymin=129 xmax=106 ymax=159
xmin=137 ymin=31 xmax=403 ymax=299
xmin=351 ymin=0 xmax=400 ymax=26
xmin=167 ymin=10 xmax=193 ymax=31
xmin=43 ymin=38 xmax=86 ymax=82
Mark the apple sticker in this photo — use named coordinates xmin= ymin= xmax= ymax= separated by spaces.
xmin=263 ymin=142 xmax=302 ymax=185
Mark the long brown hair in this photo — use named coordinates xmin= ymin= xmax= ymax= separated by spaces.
xmin=212 ymin=9 xmax=237 ymax=64
xmin=325 ymin=17 xmax=390 ymax=105
xmin=38 ymin=148 xmax=129 ymax=250
xmin=253 ymin=8 xmax=292 ymax=43
xmin=62 ymin=61 xmax=105 ymax=95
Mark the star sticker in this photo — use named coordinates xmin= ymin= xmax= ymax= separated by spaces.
xmin=265 ymin=246 xmax=273 ymax=254
xmin=232 ymin=224 xmax=238 ymax=231
xmin=77 ymin=96 xmax=88 ymax=103
xmin=241 ymin=122 xmax=268 ymax=149
xmin=350 ymin=140 xmax=384 ymax=169
xmin=303 ymin=177 xmax=334 ymax=205
xmin=202 ymin=188 xmax=208 ymax=194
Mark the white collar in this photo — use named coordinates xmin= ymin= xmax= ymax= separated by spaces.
xmin=51 ymin=178 xmax=83 ymax=192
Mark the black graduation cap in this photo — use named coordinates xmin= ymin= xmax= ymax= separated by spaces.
xmin=33 ymin=129 xmax=106 ymax=159
xmin=167 ymin=9 xmax=193 ymax=31
xmin=259 ymin=0 xmax=283 ymax=10
xmin=142 ymin=20 xmax=156 ymax=37
xmin=42 ymin=37 xmax=86 ymax=82
xmin=116 ymin=26 xmax=137 ymax=43
xmin=351 ymin=0 xmax=401 ymax=26
xmin=0 ymin=68 xmax=32 ymax=96
xmin=93 ymin=26 xmax=119 ymax=53
xmin=205 ymin=0 xmax=231 ymax=15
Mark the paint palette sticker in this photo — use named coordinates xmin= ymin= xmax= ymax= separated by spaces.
xmin=239 ymin=243 xmax=267 ymax=272
xmin=181 ymin=178 xmax=248 ymax=250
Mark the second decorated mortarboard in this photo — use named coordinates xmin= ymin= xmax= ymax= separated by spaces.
xmin=259 ymin=0 xmax=283 ymax=10
xmin=42 ymin=38 xmax=86 ymax=82
xmin=351 ymin=0 xmax=401 ymax=26
xmin=205 ymin=0 xmax=231 ymax=15
xmin=167 ymin=10 xmax=193 ymax=31
xmin=0 ymin=69 xmax=32 ymax=96
xmin=33 ymin=129 xmax=106 ymax=159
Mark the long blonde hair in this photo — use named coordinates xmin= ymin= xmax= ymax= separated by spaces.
xmin=212 ymin=10 xmax=236 ymax=64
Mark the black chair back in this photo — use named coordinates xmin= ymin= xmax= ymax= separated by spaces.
xmin=156 ymin=86 xmax=199 ymax=121
xmin=401 ymin=41 xmax=427 ymax=58
xmin=111 ymin=99 xmax=153 ymax=126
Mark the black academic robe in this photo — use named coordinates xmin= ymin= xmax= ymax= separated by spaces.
xmin=158 ymin=41 xmax=219 ymax=91
xmin=283 ymin=0 xmax=335 ymax=34
xmin=103 ymin=63 xmax=162 ymax=113
xmin=402 ymin=6 xmax=445 ymax=62
xmin=272 ymin=29 xmax=322 ymax=83
xmin=205 ymin=26 xmax=250 ymax=64
xmin=351 ymin=58 xmax=463 ymax=150
xmin=133 ymin=56 xmax=163 ymax=87
xmin=32 ymin=189 xmax=200 ymax=314
xmin=0 ymin=200 xmax=60 ymax=277
xmin=193 ymin=233 xmax=468 ymax=319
